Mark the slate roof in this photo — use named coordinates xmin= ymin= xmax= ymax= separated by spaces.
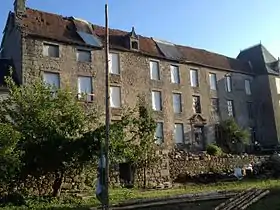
xmin=237 ymin=44 xmax=279 ymax=75
xmin=15 ymin=8 xmax=251 ymax=73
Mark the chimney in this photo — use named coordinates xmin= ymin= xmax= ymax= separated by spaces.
xmin=14 ymin=0 xmax=26 ymax=16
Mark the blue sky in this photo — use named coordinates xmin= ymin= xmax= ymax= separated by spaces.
xmin=1 ymin=0 xmax=279 ymax=58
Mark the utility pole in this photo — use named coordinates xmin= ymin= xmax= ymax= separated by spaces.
xmin=104 ymin=3 xmax=110 ymax=210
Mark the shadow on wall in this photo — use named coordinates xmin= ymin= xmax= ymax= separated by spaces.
xmin=178 ymin=74 xmax=254 ymax=152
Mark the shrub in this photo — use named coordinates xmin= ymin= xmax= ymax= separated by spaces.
xmin=206 ymin=144 xmax=222 ymax=156
xmin=217 ymin=118 xmax=250 ymax=154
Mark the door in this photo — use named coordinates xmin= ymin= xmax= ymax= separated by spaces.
xmin=193 ymin=126 xmax=205 ymax=151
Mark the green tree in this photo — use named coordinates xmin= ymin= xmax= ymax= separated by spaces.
xmin=218 ymin=118 xmax=250 ymax=154
xmin=0 ymin=75 xmax=100 ymax=197
xmin=91 ymin=95 xmax=158 ymax=188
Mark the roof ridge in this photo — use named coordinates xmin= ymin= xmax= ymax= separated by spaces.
xmin=26 ymin=8 xmax=241 ymax=62
xmin=26 ymin=7 xmax=65 ymax=18
xmin=240 ymin=43 xmax=262 ymax=52
xmin=20 ymin=7 xmax=250 ymax=73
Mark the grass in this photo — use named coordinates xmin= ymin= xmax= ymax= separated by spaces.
xmin=1 ymin=179 xmax=280 ymax=210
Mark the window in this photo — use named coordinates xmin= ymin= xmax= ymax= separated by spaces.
xmin=209 ymin=73 xmax=217 ymax=90
xmin=227 ymin=100 xmax=234 ymax=117
xmin=76 ymin=49 xmax=91 ymax=62
xmin=247 ymin=102 xmax=253 ymax=119
xmin=131 ymin=41 xmax=139 ymax=50
xmin=192 ymin=95 xmax=201 ymax=113
xmin=77 ymin=76 xmax=93 ymax=101
xmin=170 ymin=65 xmax=180 ymax=84
xmin=245 ymin=79 xmax=251 ymax=95
xmin=174 ymin=123 xmax=184 ymax=144
xmin=110 ymin=86 xmax=121 ymax=108
xmin=150 ymin=61 xmax=160 ymax=80
xmin=211 ymin=98 xmax=219 ymax=115
xmin=43 ymin=43 xmax=59 ymax=57
xmin=109 ymin=53 xmax=120 ymax=74
xmin=276 ymin=78 xmax=280 ymax=94
xmin=190 ymin=69 xmax=198 ymax=87
xmin=43 ymin=72 xmax=60 ymax=90
xmin=151 ymin=91 xmax=162 ymax=111
xmin=173 ymin=93 xmax=182 ymax=113
xmin=225 ymin=75 xmax=232 ymax=92
xmin=155 ymin=122 xmax=164 ymax=144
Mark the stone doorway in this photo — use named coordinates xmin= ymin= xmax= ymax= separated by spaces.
xmin=193 ymin=126 xmax=206 ymax=151
xmin=189 ymin=114 xmax=207 ymax=151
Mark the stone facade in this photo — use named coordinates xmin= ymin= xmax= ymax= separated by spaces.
xmin=0 ymin=0 xmax=280 ymax=150
xmin=15 ymin=37 xmax=255 ymax=151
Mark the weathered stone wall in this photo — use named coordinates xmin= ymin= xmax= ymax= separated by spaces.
xmin=168 ymin=150 xmax=264 ymax=181
xmin=20 ymin=36 xmax=255 ymax=151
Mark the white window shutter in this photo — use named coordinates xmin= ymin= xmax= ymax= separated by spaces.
xmin=110 ymin=86 xmax=121 ymax=108
xmin=43 ymin=45 xmax=49 ymax=56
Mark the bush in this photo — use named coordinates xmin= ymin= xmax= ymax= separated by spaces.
xmin=206 ymin=144 xmax=222 ymax=156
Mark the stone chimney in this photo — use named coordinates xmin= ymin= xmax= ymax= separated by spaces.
xmin=14 ymin=0 xmax=26 ymax=16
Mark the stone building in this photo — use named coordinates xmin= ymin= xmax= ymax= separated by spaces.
xmin=0 ymin=0 xmax=279 ymax=151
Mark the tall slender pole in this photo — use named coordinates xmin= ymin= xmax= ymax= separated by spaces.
xmin=104 ymin=3 xmax=110 ymax=210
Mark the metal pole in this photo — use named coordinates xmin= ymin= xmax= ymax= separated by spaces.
xmin=104 ymin=3 xmax=110 ymax=210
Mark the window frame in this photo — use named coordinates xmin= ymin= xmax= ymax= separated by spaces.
xmin=172 ymin=92 xmax=182 ymax=113
xmin=77 ymin=76 xmax=94 ymax=102
xmin=170 ymin=65 xmax=180 ymax=84
xmin=110 ymin=86 xmax=121 ymax=108
xmin=227 ymin=100 xmax=234 ymax=117
xmin=155 ymin=122 xmax=164 ymax=144
xmin=209 ymin=73 xmax=217 ymax=90
xmin=245 ymin=79 xmax=251 ymax=95
xmin=76 ymin=49 xmax=92 ymax=62
xmin=151 ymin=90 xmax=162 ymax=111
xmin=174 ymin=123 xmax=184 ymax=144
xmin=190 ymin=69 xmax=199 ymax=87
xmin=149 ymin=60 xmax=160 ymax=80
xmin=43 ymin=43 xmax=59 ymax=58
xmin=43 ymin=71 xmax=60 ymax=89
xmin=225 ymin=75 xmax=232 ymax=92
xmin=109 ymin=52 xmax=120 ymax=75
xmin=210 ymin=98 xmax=219 ymax=115
xmin=192 ymin=95 xmax=201 ymax=113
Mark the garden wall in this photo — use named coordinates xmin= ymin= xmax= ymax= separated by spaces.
xmin=15 ymin=150 xmax=268 ymax=196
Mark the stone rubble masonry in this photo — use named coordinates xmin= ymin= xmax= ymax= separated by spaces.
xmin=21 ymin=36 xmax=254 ymax=150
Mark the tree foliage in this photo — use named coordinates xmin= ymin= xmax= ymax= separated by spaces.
xmin=0 ymin=76 xmax=100 ymax=197
xmin=92 ymin=95 xmax=159 ymax=187
xmin=218 ymin=118 xmax=250 ymax=154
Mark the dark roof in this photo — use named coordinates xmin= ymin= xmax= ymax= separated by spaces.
xmin=17 ymin=8 xmax=251 ymax=73
xmin=0 ymin=58 xmax=19 ymax=86
xmin=237 ymin=44 xmax=279 ymax=75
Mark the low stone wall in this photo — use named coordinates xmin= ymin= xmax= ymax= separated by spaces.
xmin=9 ymin=150 xmax=268 ymax=196
xmin=169 ymin=150 xmax=267 ymax=181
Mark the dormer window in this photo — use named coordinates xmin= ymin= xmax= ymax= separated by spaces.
xmin=128 ymin=27 xmax=139 ymax=51
xmin=131 ymin=41 xmax=139 ymax=50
